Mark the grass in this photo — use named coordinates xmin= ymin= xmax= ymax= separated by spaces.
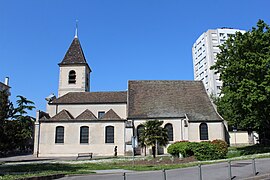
xmin=1 ymin=145 xmax=270 ymax=179
xmin=227 ymin=145 xmax=270 ymax=158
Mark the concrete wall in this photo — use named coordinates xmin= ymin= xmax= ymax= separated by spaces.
xmin=229 ymin=131 xmax=258 ymax=146
xmin=37 ymin=121 xmax=125 ymax=157
xmin=58 ymin=65 xmax=90 ymax=97
xmin=47 ymin=103 xmax=127 ymax=119
xmin=188 ymin=122 xmax=225 ymax=142
xmin=132 ymin=119 xmax=225 ymax=155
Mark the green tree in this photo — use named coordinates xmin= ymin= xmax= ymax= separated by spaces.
xmin=0 ymin=90 xmax=14 ymax=153
xmin=0 ymin=92 xmax=35 ymax=156
xmin=13 ymin=95 xmax=35 ymax=122
xmin=139 ymin=120 xmax=168 ymax=158
xmin=211 ymin=20 xmax=270 ymax=143
xmin=0 ymin=90 xmax=14 ymax=123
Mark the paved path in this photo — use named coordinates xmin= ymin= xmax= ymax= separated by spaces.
xmin=60 ymin=158 xmax=270 ymax=180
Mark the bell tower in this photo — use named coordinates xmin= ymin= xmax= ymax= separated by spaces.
xmin=58 ymin=35 xmax=91 ymax=97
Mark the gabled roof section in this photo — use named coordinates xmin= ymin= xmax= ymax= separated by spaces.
xmin=59 ymin=37 xmax=90 ymax=70
xmin=101 ymin=109 xmax=122 ymax=120
xmin=50 ymin=91 xmax=127 ymax=104
xmin=50 ymin=109 xmax=74 ymax=120
xmin=76 ymin=109 xmax=97 ymax=120
xmin=39 ymin=111 xmax=50 ymax=120
xmin=128 ymin=80 xmax=223 ymax=122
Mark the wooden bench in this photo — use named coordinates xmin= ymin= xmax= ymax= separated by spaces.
xmin=76 ymin=153 xmax=93 ymax=160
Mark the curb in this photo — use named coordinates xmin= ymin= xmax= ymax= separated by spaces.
xmin=241 ymin=173 xmax=270 ymax=180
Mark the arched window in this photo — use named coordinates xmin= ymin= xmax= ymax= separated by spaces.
xmin=80 ymin=126 xmax=89 ymax=144
xmin=55 ymin=126 xmax=64 ymax=143
xmin=137 ymin=125 xmax=144 ymax=142
xmin=165 ymin=123 xmax=173 ymax=141
xmin=105 ymin=126 xmax=114 ymax=143
xmin=200 ymin=123 xmax=209 ymax=140
xmin=68 ymin=70 xmax=76 ymax=84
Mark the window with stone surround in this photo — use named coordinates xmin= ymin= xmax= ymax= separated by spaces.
xmin=105 ymin=126 xmax=114 ymax=143
xmin=55 ymin=126 xmax=64 ymax=143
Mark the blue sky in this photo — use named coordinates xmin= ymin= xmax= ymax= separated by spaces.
xmin=1 ymin=0 xmax=270 ymax=116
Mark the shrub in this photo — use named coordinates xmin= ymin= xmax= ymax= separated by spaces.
xmin=167 ymin=141 xmax=190 ymax=157
xmin=190 ymin=141 xmax=220 ymax=161
xmin=168 ymin=140 xmax=228 ymax=161
xmin=211 ymin=139 xmax=228 ymax=159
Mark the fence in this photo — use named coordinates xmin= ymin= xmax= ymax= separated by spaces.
xmin=120 ymin=158 xmax=259 ymax=180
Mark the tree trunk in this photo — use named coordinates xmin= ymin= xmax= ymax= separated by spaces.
xmin=152 ymin=146 xmax=156 ymax=158
xmin=144 ymin=146 xmax=146 ymax=156
xmin=247 ymin=130 xmax=254 ymax=144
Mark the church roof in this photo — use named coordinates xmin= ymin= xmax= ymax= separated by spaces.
xmin=127 ymin=80 xmax=222 ymax=121
xmin=59 ymin=37 xmax=91 ymax=71
xmin=75 ymin=109 xmax=97 ymax=120
xmin=50 ymin=91 xmax=127 ymax=104
xmin=0 ymin=82 xmax=10 ymax=89
xmin=101 ymin=109 xmax=122 ymax=120
xmin=50 ymin=109 xmax=74 ymax=120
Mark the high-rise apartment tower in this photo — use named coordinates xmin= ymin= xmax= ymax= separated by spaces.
xmin=192 ymin=28 xmax=245 ymax=96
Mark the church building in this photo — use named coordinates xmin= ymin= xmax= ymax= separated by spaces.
xmin=33 ymin=34 xmax=228 ymax=157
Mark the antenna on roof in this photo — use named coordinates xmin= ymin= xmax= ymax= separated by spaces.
xmin=75 ymin=20 xmax=78 ymax=38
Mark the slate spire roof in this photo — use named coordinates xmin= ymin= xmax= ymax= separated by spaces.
xmin=59 ymin=37 xmax=91 ymax=71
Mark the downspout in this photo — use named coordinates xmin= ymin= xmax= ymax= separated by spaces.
xmin=34 ymin=110 xmax=41 ymax=157
xmin=37 ymin=120 xmax=40 ymax=157
xmin=184 ymin=114 xmax=189 ymax=140
xmin=56 ymin=104 xmax=58 ymax=114
xmin=124 ymin=120 xmax=126 ymax=155
xmin=180 ymin=118 xmax=183 ymax=140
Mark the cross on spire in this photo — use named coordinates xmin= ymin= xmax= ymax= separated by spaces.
xmin=75 ymin=20 xmax=78 ymax=38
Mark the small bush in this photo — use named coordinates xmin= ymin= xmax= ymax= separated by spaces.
xmin=211 ymin=139 xmax=228 ymax=159
xmin=191 ymin=142 xmax=219 ymax=161
xmin=167 ymin=141 xmax=190 ymax=157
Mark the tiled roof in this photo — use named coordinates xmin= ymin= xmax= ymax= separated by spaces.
xmin=0 ymin=82 xmax=10 ymax=89
xmin=50 ymin=91 xmax=127 ymax=104
xmin=75 ymin=109 xmax=97 ymax=120
xmin=59 ymin=38 xmax=90 ymax=70
xmin=39 ymin=111 xmax=50 ymax=120
xmin=101 ymin=109 xmax=122 ymax=120
xmin=50 ymin=109 xmax=74 ymax=120
xmin=128 ymin=80 xmax=222 ymax=121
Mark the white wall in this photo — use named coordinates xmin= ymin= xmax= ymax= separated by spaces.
xmin=58 ymin=65 xmax=90 ymax=97
xmin=47 ymin=103 xmax=127 ymax=119
xmin=38 ymin=121 xmax=125 ymax=157
xmin=229 ymin=131 xmax=258 ymax=145
xmin=188 ymin=122 xmax=225 ymax=142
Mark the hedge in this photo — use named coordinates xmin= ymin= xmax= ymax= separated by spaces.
xmin=167 ymin=140 xmax=228 ymax=161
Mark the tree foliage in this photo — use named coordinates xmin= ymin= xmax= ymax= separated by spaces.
xmin=211 ymin=20 xmax=270 ymax=142
xmin=139 ymin=120 xmax=168 ymax=158
xmin=0 ymin=90 xmax=35 ymax=156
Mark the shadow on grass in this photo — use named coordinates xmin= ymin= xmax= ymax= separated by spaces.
xmin=237 ymin=145 xmax=270 ymax=155
xmin=0 ymin=162 xmax=113 ymax=176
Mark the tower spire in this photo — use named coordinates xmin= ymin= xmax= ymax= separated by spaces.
xmin=75 ymin=20 xmax=78 ymax=38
